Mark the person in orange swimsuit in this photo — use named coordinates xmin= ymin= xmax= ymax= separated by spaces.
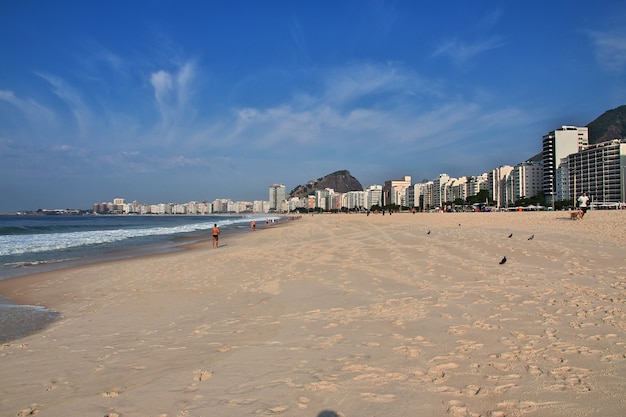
xmin=212 ymin=224 xmax=220 ymax=248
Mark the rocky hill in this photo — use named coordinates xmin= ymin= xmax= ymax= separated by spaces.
xmin=528 ymin=104 xmax=625 ymax=162
xmin=587 ymin=104 xmax=626 ymax=144
xmin=288 ymin=170 xmax=363 ymax=198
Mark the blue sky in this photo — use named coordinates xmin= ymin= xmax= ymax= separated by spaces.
xmin=1 ymin=1 xmax=625 ymax=211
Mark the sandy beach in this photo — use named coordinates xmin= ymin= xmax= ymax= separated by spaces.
xmin=1 ymin=210 xmax=625 ymax=417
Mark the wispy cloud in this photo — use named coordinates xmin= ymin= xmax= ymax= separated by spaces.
xmin=588 ymin=30 xmax=626 ymax=72
xmin=0 ymin=89 xmax=56 ymax=125
xmin=432 ymin=37 xmax=505 ymax=65
xmin=149 ymin=60 xmax=197 ymax=126
xmin=35 ymin=72 xmax=91 ymax=136
xmin=218 ymin=62 xmax=523 ymax=162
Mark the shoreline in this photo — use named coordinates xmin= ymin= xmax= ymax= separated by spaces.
xmin=0 ymin=217 xmax=294 ymax=342
xmin=1 ymin=211 xmax=625 ymax=416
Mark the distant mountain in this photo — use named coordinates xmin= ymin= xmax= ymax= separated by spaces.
xmin=587 ymin=104 xmax=626 ymax=144
xmin=527 ymin=104 xmax=626 ymax=162
xmin=289 ymin=170 xmax=363 ymax=198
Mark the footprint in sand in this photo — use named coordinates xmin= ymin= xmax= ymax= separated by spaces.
xmin=360 ymin=392 xmax=396 ymax=403
xmin=264 ymin=405 xmax=289 ymax=414
xmin=493 ymin=383 xmax=517 ymax=393
xmin=446 ymin=400 xmax=469 ymax=416
xmin=102 ymin=390 xmax=120 ymax=398
xmin=460 ymin=384 xmax=481 ymax=396
xmin=195 ymin=370 xmax=213 ymax=381
xmin=17 ymin=406 xmax=39 ymax=416
xmin=296 ymin=396 xmax=310 ymax=410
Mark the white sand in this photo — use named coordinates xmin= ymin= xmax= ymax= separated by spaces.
xmin=1 ymin=210 xmax=625 ymax=417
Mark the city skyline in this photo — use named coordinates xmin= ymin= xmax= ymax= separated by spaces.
xmin=2 ymin=1 xmax=626 ymax=212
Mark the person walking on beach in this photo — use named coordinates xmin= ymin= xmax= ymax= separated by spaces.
xmin=578 ymin=192 xmax=590 ymax=219
xmin=212 ymin=224 xmax=220 ymax=248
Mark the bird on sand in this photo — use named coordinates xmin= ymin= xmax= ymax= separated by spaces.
xmin=528 ymin=234 xmax=534 ymax=240
xmin=427 ymin=230 xmax=431 ymax=235
xmin=499 ymin=256 xmax=507 ymax=265
xmin=508 ymin=233 xmax=513 ymax=238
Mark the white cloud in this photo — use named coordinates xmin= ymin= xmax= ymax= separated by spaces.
xmin=35 ymin=72 xmax=91 ymax=135
xmin=149 ymin=61 xmax=197 ymax=125
xmin=0 ymin=89 xmax=56 ymax=124
xmin=432 ymin=37 xmax=505 ymax=65
xmin=588 ymin=30 xmax=626 ymax=72
xmin=216 ymin=63 xmax=523 ymax=161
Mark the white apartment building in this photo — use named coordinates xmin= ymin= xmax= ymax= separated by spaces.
xmin=419 ymin=181 xmax=434 ymax=210
xmin=269 ymin=184 xmax=286 ymax=211
xmin=365 ymin=185 xmax=383 ymax=209
xmin=212 ymin=198 xmax=231 ymax=213
xmin=344 ymin=190 xmax=366 ymax=209
xmin=315 ymin=188 xmax=333 ymax=210
xmin=506 ymin=161 xmax=543 ymax=204
xmin=383 ymin=176 xmax=411 ymax=206
xmin=253 ymin=200 xmax=269 ymax=213
xmin=489 ymin=166 xmax=513 ymax=208
xmin=432 ymin=174 xmax=450 ymax=208
xmin=542 ymin=126 xmax=589 ymax=204
xmin=450 ymin=177 xmax=468 ymax=202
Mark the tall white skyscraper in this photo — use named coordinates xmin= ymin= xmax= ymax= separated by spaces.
xmin=542 ymin=126 xmax=588 ymax=204
xmin=269 ymin=184 xmax=286 ymax=211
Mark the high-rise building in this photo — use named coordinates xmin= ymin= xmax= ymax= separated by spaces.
xmin=432 ymin=173 xmax=450 ymax=208
xmin=507 ymin=161 xmax=543 ymax=204
xmin=383 ymin=176 xmax=411 ymax=206
xmin=268 ymin=184 xmax=286 ymax=211
xmin=489 ymin=166 xmax=513 ymax=208
xmin=567 ymin=138 xmax=626 ymax=205
xmin=542 ymin=126 xmax=588 ymax=204
xmin=365 ymin=185 xmax=383 ymax=209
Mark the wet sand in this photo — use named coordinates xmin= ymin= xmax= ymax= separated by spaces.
xmin=1 ymin=211 xmax=625 ymax=417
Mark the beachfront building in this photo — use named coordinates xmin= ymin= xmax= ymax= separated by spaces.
xmin=566 ymin=138 xmax=626 ymax=205
xmin=418 ymin=181 xmax=434 ymax=210
xmin=451 ymin=177 xmax=468 ymax=203
xmin=330 ymin=193 xmax=342 ymax=210
xmin=254 ymin=200 xmax=269 ymax=213
xmin=506 ymin=161 xmax=544 ymax=204
xmin=406 ymin=182 xmax=432 ymax=210
xmin=211 ymin=198 xmax=232 ymax=213
xmin=345 ymin=190 xmax=366 ymax=210
xmin=365 ymin=184 xmax=383 ymax=209
xmin=465 ymin=173 xmax=489 ymax=200
xmin=269 ymin=184 xmax=286 ymax=212
xmin=542 ymin=126 xmax=589 ymax=205
xmin=489 ymin=165 xmax=514 ymax=208
xmin=315 ymin=188 xmax=333 ymax=210
xmin=433 ymin=174 xmax=450 ymax=208
xmin=382 ymin=176 xmax=411 ymax=207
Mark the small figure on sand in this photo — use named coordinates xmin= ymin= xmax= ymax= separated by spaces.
xmin=577 ymin=192 xmax=590 ymax=219
xmin=212 ymin=224 xmax=220 ymax=248
xmin=250 ymin=220 xmax=256 ymax=230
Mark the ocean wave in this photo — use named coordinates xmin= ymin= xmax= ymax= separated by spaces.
xmin=0 ymin=217 xmax=262 ymax=256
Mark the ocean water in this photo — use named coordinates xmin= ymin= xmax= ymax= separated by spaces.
xmin=0 ymin=214 xmax=272 ymax=281
xmin=0 ymin=213 xmax=274 ymax=342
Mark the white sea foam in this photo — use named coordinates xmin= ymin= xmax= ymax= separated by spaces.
xmin=0 ymin=217 xmax=270 ymax=257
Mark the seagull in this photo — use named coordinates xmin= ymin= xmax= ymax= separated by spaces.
xmin=528 ymin=234 xmax=534 ymax=240
xmin=508 ymin=233 xmax=513 ymax=238
xmin=499 ymin=256 xmax=507 ymax=265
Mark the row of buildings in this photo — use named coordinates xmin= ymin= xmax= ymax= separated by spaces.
xmin=92 ymin=198 xmax=273 ymax=215
xmin=271 ymin=126 xmax=625 ymax=212
xmin=94 ymin=126 xmax=625 ymax=214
